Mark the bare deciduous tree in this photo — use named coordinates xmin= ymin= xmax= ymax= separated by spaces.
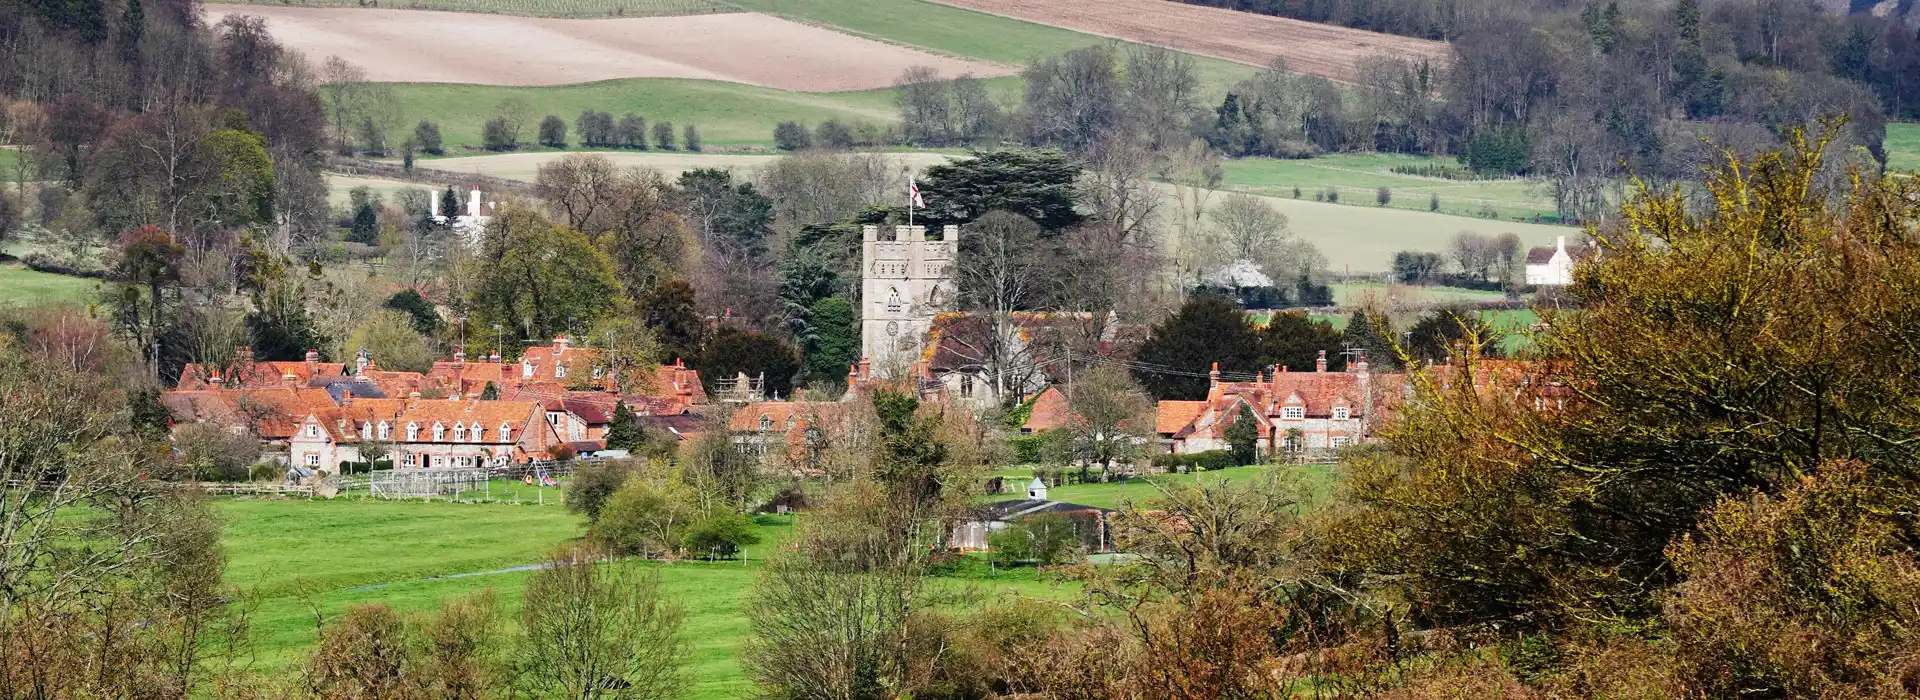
xmin=516 ymin=543 xmax=688 ymax=700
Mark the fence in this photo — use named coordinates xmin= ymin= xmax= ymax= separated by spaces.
xmin=369 ymin=467 xmax=491 ymax=499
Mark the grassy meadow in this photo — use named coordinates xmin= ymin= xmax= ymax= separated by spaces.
xmin=1888 ymin=122 xmax=1920 ymax=174
xmin=1220 ymin=153 xmax=1561 ymax=222
xmin=208 ymin=0 xmax=733 ymax=17
xmin=0 ymin=265 xmax=102 ymax=306
xmin=219 ymin=495 xmax=1075 ymax=700
xmin=393 ymin=78 xmax=922 ymax=151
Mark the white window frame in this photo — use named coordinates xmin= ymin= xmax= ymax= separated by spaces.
xmin=522 ymin=361 xmax=534 ymax=378
xmin=1281 ymin=406 xmax=1304 ymax=420
xmin=556 ymin=363 xmax=566 ymax=379
xmin=1332 ymin=436 xmax=1351 ymax=448
xmin=759 ymin=415 xmax=774 ymax=431
xmin=1332 ymin=407 xmax=1350 ymax=420
xmin=360 ymin=421 xmax=372 ymax=439
xmin=305 ymin=424 xmax=319 ymax=438
xmin=432 ymin=423 xmax=445 ymax=441
xmin=454 ymin=424 xmax=467 ymax=441
xmin=500 ymin=422 xmax=512 ymax=442
xmin=378 ymin=421 xmax=391 ymax=440
xmin=306 ymin=454 xmax=320 ymax=466
xmin=406 ymin=423 xmax=419 ymax=441
xmin=470 ymin=422 xmax=484 ymax=441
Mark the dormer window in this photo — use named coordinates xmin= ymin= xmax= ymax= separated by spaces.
xmin=500 ymin=422 xmax=512 ymax=442
xmin=432 ymin=423 xmax=445 ymax=441
xmin=405 ymin=422 xmax=418 ymax=440
xmin=470 ymin=422 xmax=484 ymax=441
xmin=454 ymin=424 xmax=467 ymax=441
xmin=555 ymin=363 xmax=566 ymax=379
xmin=1281 ymin=406 xmax=1304 ymax=420
xmin=759 ymin=415 xmax=774 ymax=431
xmin=1332 ymin=407 xmax=1350 ymax=420
xmin=379 ymin=421 xmax=391 ymax=440
xmin=522 ymin=361 xmax=534 ymax=378
xmin=360 ymin=421 xmax=372 ymax=439
xmin=592 ymin=364 xmax=604 ymax=379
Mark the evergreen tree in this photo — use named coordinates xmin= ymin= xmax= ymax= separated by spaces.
xmin=348 ymin=201 xmax=379 ymax=244
xmin=1225 ymin=403 xmax=1259 ymax=466
xmin=1133 ymin=295 xmax=1263 ymax=400
xmin=605 ymin=401 xmax=644 ymax=451
xmin=1342 ymin=309 xmax=1397 ymax=370
xmin=800 ymin=297 xmax=857 ymax=383
xmin=480 ymin=382 xmax=499 ymax=400
xmin=440 ymin=186 xmax=460 ymax=219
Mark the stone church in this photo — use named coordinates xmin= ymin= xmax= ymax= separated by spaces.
xmin=860 ymin=224 xmax=958 ymax=378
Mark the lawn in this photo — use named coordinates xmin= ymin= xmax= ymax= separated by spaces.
xmin=207 ymin=0 xmax=732 ymax=18
xmin=1220 ymin=153 xmax=1562 ymax=222
xmin=219 ymin=495 xmax=1074 ymax=699
xmin=990 ymin=463 xmax=1337 ymax=511
xmin=1888 ymin=122 xmax=1920 ymax=174
xmin=0 ymin=265 xmax=102 ymax=306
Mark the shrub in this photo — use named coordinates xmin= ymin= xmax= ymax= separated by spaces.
xmin=249 ymin=462 xmax=283 ymax=482
xmin=987 ymin=513 xmax=1083 ymax=567
xmin=680 ymin=510 xmax=761 ymax=559
xmin=412 ymin=120 xmax=443 ymax=155
xmin=1189 ymin=450 xmax=1236 ymax=471
xmin=772 ymin=121 xmax=812 ymax=151
xmin=565 ymin=459 xmax=640 ymax=521
xmin=537 ymin=115 xmax=567 ymax=148
xmin=1008 ymin=435 xmax=1046 ymax=464
xmin=1430 ymin=192 xmax=1441 ymax=211
xmin=682 ymin=124 xmax=700 ymax=152
xmin=1292 ymin=185 xmax=1302 ymax=199
xmin=1376 ymin=186 xmax=1392 ymax=206
xmin=652 ymin=121 xmax=676 ymax=151
xmin=482 ymin=117 xmax=516 ymax=151
xmin=814 ymin=120 xmax=854 ymax=150
xmin=1325 ymin=187 xmax=1339 ymax=203
xmin=594 ymin=474 xmax=698 ymax=558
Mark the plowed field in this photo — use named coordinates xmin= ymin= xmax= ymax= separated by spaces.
xmin=205 ymin=5 xmax=1012 ymax=90
xmin=924 ymin=0 xmax=1448 ymax=82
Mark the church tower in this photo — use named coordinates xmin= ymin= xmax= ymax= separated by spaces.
xmin=861 ymin=224 xmax=958 ymax=378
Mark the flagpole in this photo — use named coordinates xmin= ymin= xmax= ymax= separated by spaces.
xmin=908 ymin=175 xmax=914 ymax=229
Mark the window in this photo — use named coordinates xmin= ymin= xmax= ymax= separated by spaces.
xmin=360 ymin=421 xmax=371 ymax=439
xmin=1332 ymin=407 xmax=1350 ymax=420
xmin=1281 ymin=406 xmax=1304 ymax=420
xmin=406 ymin=422 xmax=419 ymax=441
xmin=522 ymin=362 xmax=534 ymax=378
xmin=959 ymin=374 xmax=974 ymax=398
xmin=500 ymin=422 xmax=512 ymax=442
xmin=470 ymin=422 xmax=483 ymax=441
xmin=403 ymin=453 xmax=416 ymax=467
xmin=306 ymin=454 xmax=320 ymax=466
xmin=431 ymin=456 xmax=444 ymax=468
xmin=547 ymin=413 xmax=561 ymax=426
xmin=592 ymin=364 xmax=604 ymax=379
xmin=432 ymin=423 xmax=445 ymax=441
xmin=885 ymin=288 xmax=903 ymax=313
xmin=305 ymin=424 xmax=319 ymax=438
xmin=555 ymin=363 xmax=566 ymax=379
xmin=378 ymin=421 xmax=391 ymax=440
xmin=759 ymin=415 xmax=774 ymax=431
xmin=1332 ymin=436 xmax=1351 ymax=448
xmin=454 ymin=424 xmax=467 ymax=441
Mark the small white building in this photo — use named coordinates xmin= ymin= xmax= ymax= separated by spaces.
xmin=1524 ymin=235 xmax=1596 ymax=286
xmin=431 ymin=187 xmax=497 ymax=246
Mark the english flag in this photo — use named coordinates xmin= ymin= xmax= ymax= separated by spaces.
xmin=909 ymin=178 xmax=925 ymax=209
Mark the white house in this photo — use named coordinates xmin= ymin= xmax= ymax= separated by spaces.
xmin=431 ymin=187 xmax=497 ymax=246
xmin=1524 ymin=235 xmax=1595 ymax=286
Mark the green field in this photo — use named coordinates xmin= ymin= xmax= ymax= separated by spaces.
xmin=419 ymin=150 xmax=957 ymax=182
xmin=0 ymin=265 xmax=101 ymax=306
xmin=394 ymin=78 xmax=918 ymax=151
xmin=209 ymin=0 xmax=731 ymax=17
xmin=1221 ymin=153 xmax=1561 ymax=222
xmin=1888 ymin=122 xmax=1920 ymax=174
xmin=725 ymin=0 xmax=1258 ymax=94
xmin=991 ymin=463 xmax=1335 ymax=511
xmin=222 ymin=496 xmax=1072 ymax=699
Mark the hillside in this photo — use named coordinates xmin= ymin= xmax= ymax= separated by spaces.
xmin=920 ymin=0 xmax=1448 ymax=82
xmin=205 ymin=5 xmax=1009 ymax=90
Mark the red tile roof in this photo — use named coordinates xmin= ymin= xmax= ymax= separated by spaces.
xmin=1022 ymin=387 xmax=1070 ymax=432
xmin=1155 ymin=400 xmax=1208 ymax=435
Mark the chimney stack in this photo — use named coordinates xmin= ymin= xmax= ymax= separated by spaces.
xmin=1316 ymin=350 xmax=1328 ymax=373
xmin=304 ymin=348 xmax=319 ymax=365
xmin=454 ymin=347 xmax=466 ymax=363
xmin=489 ymin=350 xmax=501 ymax=363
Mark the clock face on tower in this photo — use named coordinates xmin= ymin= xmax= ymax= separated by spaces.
xmin=885 ymin=321 xmax=900 ymax=336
